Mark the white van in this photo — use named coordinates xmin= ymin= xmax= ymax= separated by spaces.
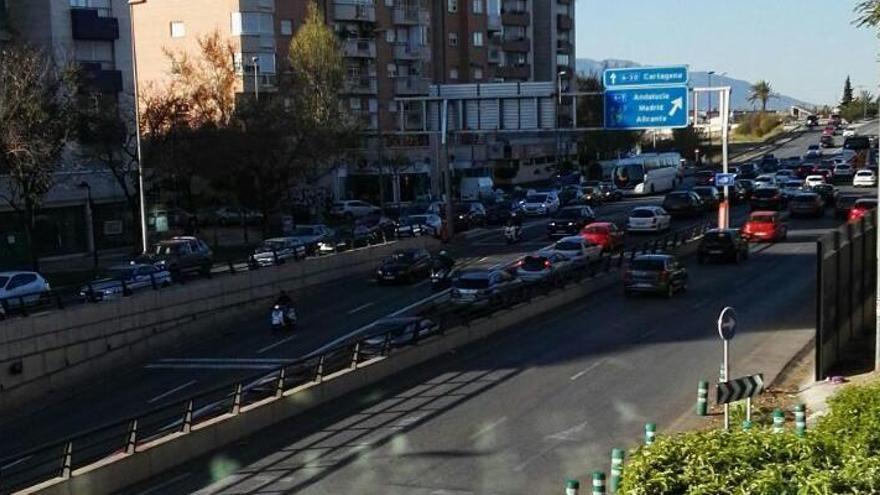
xmin=460 ymin=177 xmax=495 ymax=201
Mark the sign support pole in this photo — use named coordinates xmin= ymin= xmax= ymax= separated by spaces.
xmin=723 ymin=338 xmax=730 ymax=431
xmin=721 ymin=87 xmax=731 ymax=229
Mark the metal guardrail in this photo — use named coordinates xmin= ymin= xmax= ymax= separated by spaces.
xmin=0 ymin=227 xmax=408 ymax=321
xmin=0 ymin=220 xmax=714 ymax=495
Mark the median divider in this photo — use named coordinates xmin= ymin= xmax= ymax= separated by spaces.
xmin=6 ymin=221 xmax=714 ymax=495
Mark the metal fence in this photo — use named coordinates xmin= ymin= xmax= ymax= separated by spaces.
xmin=0 ymin=221 xmax=713 ymax=494
xmin=816 ymin=211 xmax=877 ymax=381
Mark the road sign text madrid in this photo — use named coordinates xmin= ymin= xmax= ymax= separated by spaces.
xmin=604 ymin=86 xmax=689 ymax=130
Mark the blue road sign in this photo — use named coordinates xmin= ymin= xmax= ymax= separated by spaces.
xmin=715 ymin=173 xmax=736 ymax=187
xmin=604 ymin=86 xmax=689 ymax=130
xmin=603 ymin=66 xmax=689 ymax=89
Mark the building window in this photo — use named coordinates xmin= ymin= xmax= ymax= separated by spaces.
xmin=386 ymin=0 xmax=394 ymax=5
xmin=170 ymin=21 xmax=186 ymax=38
xmin=448 ymin=32 xmax=458 ymax=47
xmin=350 ymin=98 xmax=362 ymax=111
xmin=385 ymin=30 xmax=395 ymax=43
xmin=280 ymin=20 xmax=293 ymax=36
xmin=387 ymin=63 xmax=397 ymax=78
xmin=473 ymin=0 xmax=483 ymax=14
xmin=450 ymin=67 xmax=459 ymax=80
xmin=74 ymin=40 xmax=114 ymax=66
xmin=448 ymin=0 xmax=458 ymax=13
xmin=231 ymin=12 xmax=274 ymax=35
xmin=473 ymin=32 xmax=483 ymax=47
xmin=473 ymin=67 xmax=483 ymax=79
xmin=233 ymin=52 xmax=276 ymax=74
xmin=556 ymin=54 xmax=570 ymax=66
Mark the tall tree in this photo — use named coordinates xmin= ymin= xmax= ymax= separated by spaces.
xmin=0 ymin=44 xmax=81 ymax=268
xmin=842 ymin=76 xmax=854 ymax=106
xmin=854 ymin=0 xmax=880 ymax=27
xmin=747 ymin=80 xmax=775 ymax=112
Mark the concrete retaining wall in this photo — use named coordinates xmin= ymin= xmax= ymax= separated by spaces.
xmin=0 ymin=237 xmax=437 ymax=411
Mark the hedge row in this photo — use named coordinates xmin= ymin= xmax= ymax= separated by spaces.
xmin=618 ymin=380 xmax=880 ymax=494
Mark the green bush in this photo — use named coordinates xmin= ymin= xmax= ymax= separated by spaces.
xmin=618 ymin=381 xmax=880 ymax=494
xmin=734 ymin=113 xmax=781 ymax=138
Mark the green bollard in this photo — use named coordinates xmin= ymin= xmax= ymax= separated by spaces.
xmin=742 ymin=420 xmax=752 ymax=431
xmin=696 ymin=380 xmax=709 ymax=416
xmin=565 ymin=479 xmax=580 ymax=495
xmin=610 ymin=448 xmax=625 ymax=493
xmin=592 ymin=472 xmax=606 ymax=495
xmin=794 ymin=404 xmax=806 ymax=437
xmin=644 ymin=423 xmax=656 ymax=446
xmin=773 ymin=408 xmax=785 ymax=433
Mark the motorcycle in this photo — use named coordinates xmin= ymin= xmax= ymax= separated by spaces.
xmin=430 ymin=260 xmax=455 ymax=291
xmin=504 ymin=224 xmax=522 ymax=244
xmin=270 ymin=304 xmax=297 ymax=332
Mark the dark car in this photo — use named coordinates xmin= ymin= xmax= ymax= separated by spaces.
xmin=835 ymin=194 xmax=861 ymax=220
xmin=450 ymin=268 xmax=523 ymax=305
xmin=750 ymin=186 xmax=786 ymax=211
xmin=733 ymin=179 xmax=756 ymax=204
xmin=623 ymin=254 xmax=688 ymax=298
xmin=820 ymin=134 xmax=835 ymax=148
xmin=454 ymin=202 xmax=487 ymax=230
xmin=811 ymin=183 xmax=838 ymax=207
xmin=662 ymin=191 xmax=703 ymax=218
xmin=137 ymin=236 xmax=213 ymax=280
xmin=694 ymin=170 xmax=716 ymax=186
xmin=691 ymin=186 xmax=721 ymax=210
xmin=737 ymin=163 xmax=760 ymax=180
xmin=698 ymin=229 xmax=749 ymax=264
xmin=788 ymin=192 xmax=825 ymax=218
xmin=484 ymin=200 xmax=515 ymax=225
xmin=547 ymin=206 xmax=596 ymax=238
xmin=597 ymin=181 xmax=624 ymax=201
xmin=558 ymin=185 xmax=586 ymax=206
xmin=375 ymin=248 xmax=431 ymax=283
xmin=760 ymin=155 xmax=780 ymax=172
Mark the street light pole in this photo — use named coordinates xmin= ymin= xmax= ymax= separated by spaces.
xmin=251 ymin=56 xmax=260 ymax=102
xmin=556 ymin=70 xmax=568 ymax=170
xmin=128 ymin=0 xmax=148 ymax=254
xmin=78 ymin=182 xmax=98 ymax=270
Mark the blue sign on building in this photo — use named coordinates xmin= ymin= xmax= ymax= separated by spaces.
xmin=715 ymin=173 xmax=736 ymax=187
xmin=603 ymin=66 xmax=689 ymax=89
xmin=604 ymin=86 xmax=689 ymax=130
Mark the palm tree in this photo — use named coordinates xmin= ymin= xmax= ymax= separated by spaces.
xmin=747 ymin=80 xmax=775 ymax=112
xmin=854 ymin=0 xmax=880 ymax=27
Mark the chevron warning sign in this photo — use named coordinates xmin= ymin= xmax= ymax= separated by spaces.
xmin=716 ymin=374 xmax=764 ymax=405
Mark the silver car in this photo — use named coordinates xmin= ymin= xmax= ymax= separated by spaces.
xmin=79 ymin=264 xmax=171 ymax=302
xmin=515 ymin=253 xmax=575 ymax=284
xmin=252 ymin=237 xmax=307 ymax=267
xmin=450 ymin=269 xmax=522 ymax=305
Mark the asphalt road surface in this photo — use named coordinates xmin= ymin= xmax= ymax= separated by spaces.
xmin=120 ymin=124 xmax=878 ymax=494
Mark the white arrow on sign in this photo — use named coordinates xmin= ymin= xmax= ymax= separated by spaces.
xmin=610 ymin=73 xmax=617 ymax=85
xmin=668 ymin=97 xmax=683 ymax=117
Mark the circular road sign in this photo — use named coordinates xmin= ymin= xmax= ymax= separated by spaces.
xmin=718 ymin=306 xmax=737 ymax=341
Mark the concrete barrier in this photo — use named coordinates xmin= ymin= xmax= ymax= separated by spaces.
xmin=0 ymin=237 xmax=437 ymax=412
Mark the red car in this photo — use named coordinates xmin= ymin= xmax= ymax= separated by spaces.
xmin=849 ymin=198 xmax=878 ymax=223
xmin=741 ymin=211 xmax=787 ymax=242
xmin=580 ymin=222 xmax=624 ymax=252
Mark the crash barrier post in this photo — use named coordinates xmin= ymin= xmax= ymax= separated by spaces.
xmin=696 ymin=380 xmax=708 ymax=416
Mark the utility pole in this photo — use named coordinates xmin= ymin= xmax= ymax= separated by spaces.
xmin=251 ymin=56 xmax=260 ymax=102
xmin=128 ymin=0 xmax=149 ymax=254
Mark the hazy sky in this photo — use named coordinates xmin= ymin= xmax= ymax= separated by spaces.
xmin=575 ymin=1 xmax=878 ymax=105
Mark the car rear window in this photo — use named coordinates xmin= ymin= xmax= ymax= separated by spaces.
xmin=631 ymin=209 xmax=655 ymax=218
xmin=750 ymin=215 xmax=775 ymax=223
xmin=0 ymin=276 xmax=10 ymax=288
xmin=555 ymin=241 xmax=581 ymax=251
xmin=556 ymin=209 xmax=583 ymax=219
xmin=526 ymin=194 xmax=548 ymax=203
xmin=454 ymin=277 xmax=490 ymax=289
xmin=583 ymin=226 xmax=608 ymax=234
xmin=631 ymin=258 xmax=666 ymax=271
xmin=521 ymin=256 xmax=549 ymax=270
xmin=793 ymin=195 xmax=817 ymax=203
xmin=753 ymin=189 xmax=779 ymax=198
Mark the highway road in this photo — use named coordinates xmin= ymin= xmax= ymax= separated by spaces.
xmin=119 ymin=123 xmax=879 ymax=494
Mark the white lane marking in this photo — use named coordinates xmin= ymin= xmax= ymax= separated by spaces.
xmin=478 ymin=256 xmax=488 ymax=262
xmin=346 ymin=302 xmax=375 ymax=315
xmin=570 ymin=360 xmax=604 ymax=381
xmin=545 ymin=420 xmax=589 ymax=442
xmin=412 ymin=279 xmax=431 ymax=288
xmin=469 ymin=417 xmax=508 ymax=440
xmin=1 ymin=455 xmax=32 ymax=470
xmin=130 ymin=472 xmax=192 ymax=495
xmin=147 ymin=380 xmax=197 ymax=404
xmin=257 ymin=334 xmax=299 ymax=354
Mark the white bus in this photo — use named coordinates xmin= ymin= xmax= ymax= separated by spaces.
xmin=600 ymin=152 xmax=682 ymax=196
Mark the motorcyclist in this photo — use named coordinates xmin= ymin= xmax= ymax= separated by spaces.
xmin=504 ymin=213 xmax=522 ymax=242
xmin=272 ymin=290 xmax=296 ymax=329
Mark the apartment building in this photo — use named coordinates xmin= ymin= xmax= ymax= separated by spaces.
xmin=1 ymin=0 xmax=136 ymax=263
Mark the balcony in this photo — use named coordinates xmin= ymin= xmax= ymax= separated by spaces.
xmin=334 ymin=1 xmax=376 ymax=22
xmin=556 ymin=39 xmax=572 ymax=53
xmin=487 ymin=14 xmax=502 ymax=31
xmin=557 ymin=14 xmax=573 ymax=30
xmin=502 ymin=37 xmax=530 ymax=53
xmin=342 ymin=39 xmax=376 ymax=58
xmin=79 ymin=63 xmax=122 ymax=93
xmin=394 ymin=76 xmax=429 ymax=95
xmin=393 ymin=44 xmax=427 ymax=60
xmin=70 ymin=9 xmax=119 ymax=41
xmin=501 ymin=11 xmax=530 ymax=26
xmin=495 ymin=64 xmax=530 ymax=80
xmin=344 ymin=76 xmax=378 ymax=94
xmin=392 ymin=6 xmax=426 ymax=25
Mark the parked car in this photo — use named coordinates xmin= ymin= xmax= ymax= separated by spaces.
xmin=835 ymin=195 xmax=862 ymax=220
xmin=138 ymin=236 xmax=213 ymax=279
xmin=519 ymin=192 xmax=560 ymax=216
xmin=288 ymin=224 xmax=335 ymax=253
xmin=853 ymin=169 xmax=878 ymax=187
xmin=849 ymin=198 xmax=879 ymax=223
xmin=662 ymin=191 xmax=704 ymax=218
xmin=741 ymin=211 xmax=787 ymax=242
xmin=580 ymin=222 xmax=625 ymax=252
xmin=398 ymin=214 xmax=441 ymax=237
xmin=361 ymin=317 xmax=440 ymax=350
xmin=547 ymin=206 xmax=596 ymax=238
xmin=750 ymin=186 xmax=786 ymax=211
xmin=542 ymin=236 xmax=603 ymax=266
xmin=627 ymin=206 xmax=671 ymax=233
xmin=330 ymin=200 xmax=382 ymax=219
xmin=515 ymin=253 xmax=576 ymax=284
xmin=698 ymin=229 xmax=749 ymax=264
xmin=251 ymin=237 xmax=307 ymax=267
xmin=623 ymin=254 xmax=688 ymax=298
xmin=79 ymin=264 xmax=171 ymax=302
xmin=0 ymin=271 xmax=50 ymax=310
xmin=691 ymin=186 xmax=721 ymax=210
xmin=375 ymin=248 xmax=432 ymax=284
xmin=450 ymin=268 xmax=522 ymax=305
